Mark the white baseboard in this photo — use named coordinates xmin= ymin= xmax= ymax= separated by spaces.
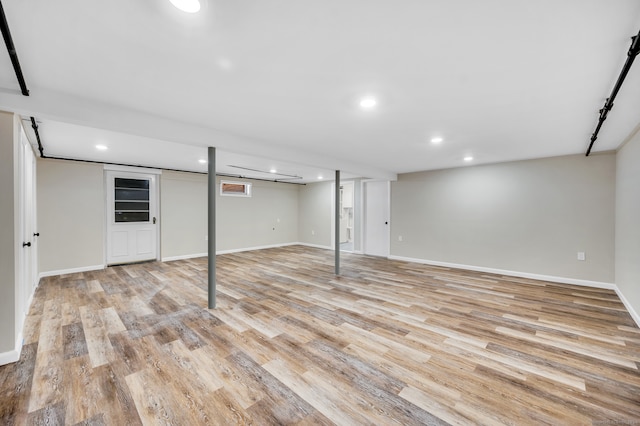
xmin=614 ymin=287 xmax=640 ymax=328
xmin=216 ymin=242 xmax=300 ymax=255
xmin=39 ymin=264 xmax=105 ymax=279
xmin=388 ymin=255 xmax=616 ymax=290
xmin=0 ymin=333 xmax=23 ymax=366
xmin=162 ymin=253 xmax=208 ymax=262
xmin=296 ymin=242 xmax=334 ymax=251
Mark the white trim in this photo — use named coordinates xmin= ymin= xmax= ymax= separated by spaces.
xmin=103 ymin=164 xmax=162 ymax=175
xmin=39 ymin=264 xmax=105 ymax=279
xmin=0 ymin=333 xmax=23 ymax=366
xmin=615 ymin=287 xmax=640 ymax=328
xmin=296 ymin=242 xmax=334 ymax=251
xmin=388 ymin=255 xmax=616 ymax=289
xmin=216 ymin=242 xmax=299 ymax=255
xmin=162 ymin=253 xmax=208 ymax=262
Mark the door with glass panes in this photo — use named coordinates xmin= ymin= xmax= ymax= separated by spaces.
xmin=106 ymin=170 xmax=158 ymax=265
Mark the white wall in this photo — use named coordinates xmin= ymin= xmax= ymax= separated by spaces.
xmin=160 ymin=171 xmax=207 ymax=259
xmin=216 ymin=177 xmax=299 ymax=252
xmin=615 ymin=128 xmax=640 ymax=322
xmin=37 ymin=162 xmax=301 ymax=270
xmin=0 ymin=111 xmax=17 ymax=353
xmin=298 ymin=181 xmax=333 ymax=248
xmin=391 ymin=153 xmax=616 ymax=283
xmin=37 ymin=159 xmax=105 ymax=274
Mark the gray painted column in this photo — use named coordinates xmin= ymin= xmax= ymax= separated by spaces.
xmin=335 ymin=170 xmax=340 ymax=275
xmin=208 ymin=147 xmax=216 ymax=309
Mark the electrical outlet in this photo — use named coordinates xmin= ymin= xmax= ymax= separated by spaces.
xmin=277 ymin=218 xmax=280 ymax=223
xmin=577 ymin=252 xmax=586 ymax=261
xmin=311 ymin=230 xmax=315 ymax=235
xmin=398 ymin=235 xmax=403 ymax=241
xmin=205 ymin=235 xmax=208 ymax=241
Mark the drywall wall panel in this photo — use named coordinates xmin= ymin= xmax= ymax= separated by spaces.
xmin=298 ymin=181 xmax=333 ymax=248
xmin=616 ymin=129 xmax=640 ymax=321
xmin=391 ymin=153 xmax=615 ymax=282
xmin=216 ymin=177 xmax=299 ymax=251
xmin=37 ymin=159 xmax=105 ymax=273
xmin=0 ymin=111 xmax=16 ymax=353
xmin=160 ymin=171 xmax=207 ymax=258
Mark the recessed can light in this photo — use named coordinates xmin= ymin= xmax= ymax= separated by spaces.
xmin=464 ymin=156 xmax=473 ymax=162
xmin=270 ymin=168 xmax=277 ymax=173
xmin=359 ymin=96 xmax=377 ymax=109
xmin=95 ymin=145 xmax=108 ymax=151
xmin=318 ymin=176 xmax=324 ymax=180
xmin=169 ymin=0 xmax=200 ymax=13
xmin=431 ymin=137 xmax=443 ymax=144
xmin=198 ymin=159 xmax=207 ymax=164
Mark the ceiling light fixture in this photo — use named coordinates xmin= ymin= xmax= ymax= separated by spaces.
xmin=198 ymin=159 xmax=207 ymax=164
xmin=431 ymin=137 xmax=443 ymax=144
xmin=169 ymin=0 xmax=201 ymax=13
xmin=270 ymin=168 xmax=277 ymax=173
xmin=95 ymin=145 xmax=108 ymax=150
xmin=318 ymin=176 xmax=324 ymax=180
xmin=464 ymin=156 xmax=474 ymax=162
xmin=359 ymin=96 xmax=377 ymax=110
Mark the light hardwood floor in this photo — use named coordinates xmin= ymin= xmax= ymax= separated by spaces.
xmin=1 ymin=245 xmax=639 ymax=425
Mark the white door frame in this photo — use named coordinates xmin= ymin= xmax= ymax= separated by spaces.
xmin=361 ymin=179 xmax=391 ymax=257
xmin=104 ymin=165 xmax=161 ymax=265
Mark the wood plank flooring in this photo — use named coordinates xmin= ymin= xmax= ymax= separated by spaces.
xmin=1 ymin=245 xmax=639 ymax=425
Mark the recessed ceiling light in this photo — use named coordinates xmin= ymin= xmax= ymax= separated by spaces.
xmin=318 ymin=176 xmax=324 ymax=180
xmin=198 ymin=159 xmax=207 ymax=164
xmin=431 ymin=137 xmax=443 ymax=144
xmin=359 ymin=96 xmax=377 ymax=110
xmin=95 ymin=145 xmax=108 ymax=151
xmin=169 ymin=0 xmax=200 ymax=13
xmin=464 ymin=156 xmax=474 ymax=162
xmin=270 ymin=168 xmax=277 ymax=174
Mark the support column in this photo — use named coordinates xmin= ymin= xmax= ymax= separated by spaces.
xmin=335 ymin=170 xmax=340 ymax=275
xmin=208 ymin=147 xmax=216 ymax=309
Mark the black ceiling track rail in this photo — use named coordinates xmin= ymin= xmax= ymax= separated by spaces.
xmin=39 ymin=155 xmax=306 ymax=185
xmin=30 ymin=117 xmax=44 ymax=157
xmin=586 ymin=29 xmax=640 ymax=156
xmin=0 ymin=0 xmax=29 ymax=96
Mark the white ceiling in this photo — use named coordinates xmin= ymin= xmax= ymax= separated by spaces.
xmin=1 ymin=0 xmax=639 ymax=182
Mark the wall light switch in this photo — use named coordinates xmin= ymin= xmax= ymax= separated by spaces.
xmin=311 ymin=230 xmax=315 ymax=235
xmin=398 ymin=235 xmax=403 ymax=241
xmin=577 ymin=252 xmax=586 ymax=261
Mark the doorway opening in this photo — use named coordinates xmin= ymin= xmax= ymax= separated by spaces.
xmin=339 ymin=181 xmax=355 ymax=252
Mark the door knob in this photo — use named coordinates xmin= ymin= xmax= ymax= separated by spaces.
xmin=153 ymin=217 xmax=157 ymax=224
xmin=22 ymin=241 xmax=31 ymax=247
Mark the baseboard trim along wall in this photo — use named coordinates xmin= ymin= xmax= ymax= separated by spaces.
xmin=389 ymin=254 xmax=639 ymax=328
xmin=39 ymin=264 xmax=105 ymax=279
xmin=216 ymin=242 xmax=300 ymax=256
xmin=296 ymin=242 xmax=334 ymax=251
xmin=161 ymin=253 xmax=208 ymax=262
xmin=0 ymin=333 xmax=23 ymax=366
xmin=615 ymin=287 xmax=640 ymax=329
xmin=162 ymin=243 xmax=303 ymax=262
xmin=388 ymin=255 xmax=615 ymax=289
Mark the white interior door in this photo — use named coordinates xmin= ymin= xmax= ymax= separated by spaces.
xmin=18 ymin=126 xmax=36 ymax=320
xmin=106 ymin=171 xmax=158 ymax=265
xmin=363 ymin=180 xmax=390 ymax=257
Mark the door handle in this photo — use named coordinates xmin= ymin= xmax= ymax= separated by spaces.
xmin=385 ymin=221 xmax=388 ymax=225
xmin=33 ymin=232 xmax=40 ymax=237
xmin=153 ymin=217 xmax=157 ymax=224
xmin=22 ymin=241 xmax=31 ymax=247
